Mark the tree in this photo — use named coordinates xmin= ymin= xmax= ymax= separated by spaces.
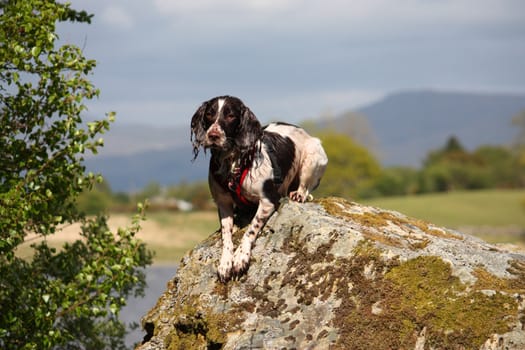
xmin=134 ymin=181 xmax=162 ymax=203
xmin=0 ymin=1 xmax=152 ymax=349
xmin=423 ymin=135 xmax=469 ymax=167
xmin=302 ymin=110 xmax=379 ymax=157
xmin=166 ymin=181 xmax=212 ymax=210
xmin=420 ymin=136 xmax=492 ymax=192
xmin=512 ymin=110 xmax=525 ymax=176
xmin=373 ymin=166 xmax=420 ymax=197
xmin=512 ymin=110 xmax=525 ymax=148
xmin=76 ymin=180 xmax=114 ymax=215
xmin=330 ymin=111 xmax=379 ymax=154
xmin=315 ymin=132 xmax=381 ymax=199
xmin=474 ymin=145 xmax=524 ymax=188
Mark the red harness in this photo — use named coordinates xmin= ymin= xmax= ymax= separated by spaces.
xmin=229 ymin=167 xmax=251 ymax=205
xmin=211 ymin=156 xmax=255 ymax=207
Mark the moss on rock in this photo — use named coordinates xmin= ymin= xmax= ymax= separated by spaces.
xmin=164 ymin=294 xmax=245 ymax=350
xmin=385 ymin=256 xmax=518 ymax=349
xmin=331 ymin=253 xmax=522 ymax=349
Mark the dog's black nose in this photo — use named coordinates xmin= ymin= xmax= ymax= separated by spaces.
xmin=207 ymin=130 xmax=221 ymax=141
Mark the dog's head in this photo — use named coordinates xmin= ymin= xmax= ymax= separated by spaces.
xmin=191 ymin=96 xmax=262 ymax=159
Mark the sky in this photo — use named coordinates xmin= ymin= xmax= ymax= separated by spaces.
xmin=59 ymin=0 xmax=525 ymax=127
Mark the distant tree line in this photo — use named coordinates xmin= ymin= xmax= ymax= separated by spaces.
xmin=76 ymin=180 xmax=213 ymax=214
xmin=314 ymin=130 xmax=524 ymax=199
xmin=373 ymin=136 xmax=524 ymax=197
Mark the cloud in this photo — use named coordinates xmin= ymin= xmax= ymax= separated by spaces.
xmin=100 ymin=6 xmax=134 ymax=29
xmin=66 ymin=0 xmax=524 ymax=128
xmin=153 ymin=0 xmax=300 ymax=14
xmin=151 ymin=0 xmax=524 ymax=36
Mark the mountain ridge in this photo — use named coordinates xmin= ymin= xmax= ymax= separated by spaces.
xmin=355 ymin=89 xmax=524 ymax=165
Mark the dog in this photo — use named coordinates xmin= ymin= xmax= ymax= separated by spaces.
xmin=191 ymin=96 xmax=328 ymax=282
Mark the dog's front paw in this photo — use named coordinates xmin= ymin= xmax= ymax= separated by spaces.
xmin=232 ymin=253 xmax=250 ymax=277
xmin=217 ymin=253 xmax=234 ymax=283
xmin=232 ymin=240 xmax=251 ymax=277
xmin=289 ymin=190 xmax=308 ymax=203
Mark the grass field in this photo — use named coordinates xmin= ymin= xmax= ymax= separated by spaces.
xmin=17 ymin=189 xmax=525 ymax=264
xmin=362 ymin=189 xmax=525 ymax=227
xmin=362 ymin=189 xmax=525 ymax=245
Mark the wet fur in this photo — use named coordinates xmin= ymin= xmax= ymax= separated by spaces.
xmin=191 ymin=96 xmax=328 ymax=282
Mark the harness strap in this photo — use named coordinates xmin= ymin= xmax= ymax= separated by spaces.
xmin=218 ymin=138 xmax=283 ymax=207
xmin=235 ymin=167 xmax=251 ymax=205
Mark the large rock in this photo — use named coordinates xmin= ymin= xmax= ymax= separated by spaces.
xmin=137 ymin=198 xmax=525 ymax=350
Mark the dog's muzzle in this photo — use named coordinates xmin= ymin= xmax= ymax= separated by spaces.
xmin=205 ymin=126 xmax=226 ymax=148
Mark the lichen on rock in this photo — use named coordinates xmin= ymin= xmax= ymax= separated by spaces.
xmin=137 ymin=197 xmax=525 ymax=350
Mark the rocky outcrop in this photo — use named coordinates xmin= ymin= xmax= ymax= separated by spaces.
xmin=137 ymin=197 xmax=525 ymax=350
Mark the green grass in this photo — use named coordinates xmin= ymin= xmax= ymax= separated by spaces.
xmin=362 ymin=189 xmax=525 ymax=246
xmin=362 ymin=189 xmax=525 ymax=228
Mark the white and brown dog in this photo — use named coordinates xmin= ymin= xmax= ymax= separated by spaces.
xmin=191 ymin=96 xmax=327 ymax=282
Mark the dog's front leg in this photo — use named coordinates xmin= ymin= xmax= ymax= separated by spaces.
xmin=232 ymin=198 xmax=275 ymax=277
xmin=217 ymin=203 xmax=235 ymax=283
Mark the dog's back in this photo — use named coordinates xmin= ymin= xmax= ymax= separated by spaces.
xmin=263 ymin=122 xmax=327 ymax=202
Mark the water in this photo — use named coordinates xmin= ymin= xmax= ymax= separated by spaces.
xmin=121 ymin=265 xmax=178 ymax=348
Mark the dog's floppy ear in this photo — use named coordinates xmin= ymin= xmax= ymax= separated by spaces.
xmin=235 ymin=104 xmax=262 ymax=152
xmin=190 ymin=102 xmax=207 ymax=159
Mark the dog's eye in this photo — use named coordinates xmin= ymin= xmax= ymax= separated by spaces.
xmin=205 ymin=112 xmax=215 ymax=122
xmin=225 ymin=114 xmax=235 ymax=121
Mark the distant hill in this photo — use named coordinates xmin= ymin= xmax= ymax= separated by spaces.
xmin=90 ymin=122 xmax=188 ymax=158
xmin=84 ymin=121 xmax=208 ymax=192
xmin=85 ymin=90 xmax=525 ymax=192
xmin=85 ymin=145 xmax=209 ymax=192
xmin=354 ymin=90 xmax=525 ymax=166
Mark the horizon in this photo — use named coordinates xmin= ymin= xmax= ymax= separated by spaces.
xmin=95 ymin=88 xmax=525 ymax=128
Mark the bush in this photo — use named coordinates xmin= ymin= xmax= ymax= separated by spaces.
xmin=315 ymin=132 xmax=381 ymax=199
xmin=373 ymin=167 xmax=420 ymax=197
